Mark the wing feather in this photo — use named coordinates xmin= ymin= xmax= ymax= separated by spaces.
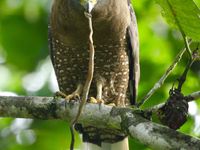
xmin=127 ymin=0 xmax=140 ymax=105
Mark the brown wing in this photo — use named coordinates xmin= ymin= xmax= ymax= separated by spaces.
xmin=127 ymin=0 xmax=140 ymax=105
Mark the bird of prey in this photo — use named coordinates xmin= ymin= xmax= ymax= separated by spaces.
xmin=49 ymin=0 xmax=139 ymax=149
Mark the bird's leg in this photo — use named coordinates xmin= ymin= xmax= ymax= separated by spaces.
xmin=89 ymin=80 xmax=104 ymax=104
xmin=55 ymin=84 xmax=83 ymax=101
xmin=96 ymin=80 xmax=102 ymax=100
xmin=96 ymin=80 xmax=104 ymax=103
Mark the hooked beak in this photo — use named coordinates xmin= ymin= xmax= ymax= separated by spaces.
xmin=80 ymin=0 xmax=98 ymax=12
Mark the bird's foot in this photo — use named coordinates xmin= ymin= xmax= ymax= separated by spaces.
xmin=54 ymin=91 xmax=67 ymax=98
xmin=107 ymin=102 xmax=116 ymax=106
xmin=54 ymin=91 xmax=80 ymax=101
xmin=89 ymin=97 xmax=104 ymax=104
xmin=65 ymin=93 xmax=80 ymax=101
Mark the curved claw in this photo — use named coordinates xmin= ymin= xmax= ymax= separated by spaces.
xmin=65 ymin=93 xmax=80 ymax=101
xmin=54 ymin=91 xmax=67 ymax=98
xmin=89 ymin=97 xmax=104 ymax=104
xmin=54 ymin=84 xmax=83 ymax=101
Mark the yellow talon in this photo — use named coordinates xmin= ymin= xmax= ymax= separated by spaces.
xmin=96 ymin=99 xmax=104 ymax=104
xmin=107 ymin=103 xmax=116 ymax=106
xmin=89 ymin=97 xmax=104 ymax=104
xmin=54 ymin=84 xmax=83 ymax=101
xmin=89 ymin=97 xmax=98 ymax=103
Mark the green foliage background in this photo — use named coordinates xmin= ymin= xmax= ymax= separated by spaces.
xmin=0 ymin=0 xmax=199 ymax=149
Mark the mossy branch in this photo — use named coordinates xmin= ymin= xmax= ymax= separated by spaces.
xmin=0 ymin=95 xmax=200 ymax=149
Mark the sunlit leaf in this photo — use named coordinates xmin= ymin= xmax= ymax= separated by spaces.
xmin=155 ymin=0 xmax=200 ymax=41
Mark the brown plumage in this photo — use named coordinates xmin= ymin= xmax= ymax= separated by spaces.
xmin=49 ymin=0 xmax=139 ymax=147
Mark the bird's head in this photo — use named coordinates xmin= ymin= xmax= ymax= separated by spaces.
xmin=80 ymin=0 xmax=98 ymax=12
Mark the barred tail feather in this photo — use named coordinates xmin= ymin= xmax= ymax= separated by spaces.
xmin=81 ymin=138 xmax=129 ymax=150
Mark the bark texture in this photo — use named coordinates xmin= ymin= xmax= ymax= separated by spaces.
xmin=0 ymin=96 xmax=199 ymax=150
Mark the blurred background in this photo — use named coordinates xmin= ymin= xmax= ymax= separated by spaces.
xmin=0 ymin=0 xmax=199 ymax=149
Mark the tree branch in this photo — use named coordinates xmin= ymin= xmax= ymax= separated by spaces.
xmin=146 ymin=91 xmax=200 ymax=113
xmin=0 ymin=96 xmax=200 ymax=149
xmin=137 ymin=41 xmax=191 ymax=107
xmin=185 ymin=91 xmax=200 ymax=102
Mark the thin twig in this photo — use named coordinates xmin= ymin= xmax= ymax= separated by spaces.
xmin=137 ymin=0 xmax=196 ymax=107
xmin=69 ymin=12 xmax=95 ymax=150
xmin=144 ymin=103 xmax=165 ymax=113
xmin=73 ymin=12 xmax=95 ymax=124
xmin=137 ymin=42 xmax=191 ymax=107
xmin=177 ymin=57 xmax=194 ymax=91
xmin=70 ymin=126 xmax=75 ymax=150
xmin=145 ymin=91 xmax=200 ymax=113
xmin=185 ymin=91 xmax=200 ymax=102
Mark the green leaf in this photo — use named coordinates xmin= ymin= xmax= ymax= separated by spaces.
xmin=155 ymin=0 xmax=200 ymax=41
